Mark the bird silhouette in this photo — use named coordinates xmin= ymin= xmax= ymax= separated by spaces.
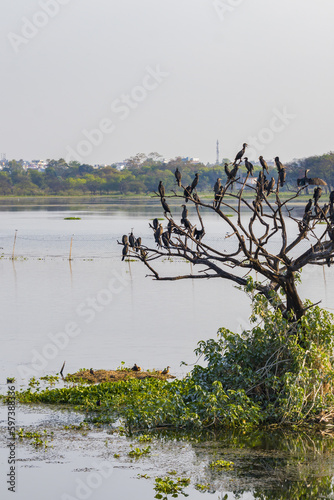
xmin=233 ymin=143 xmax=248 ymax=165
xmin=191 ymin=173 xmax=199 ymax=192
xmin=131 ymin=364 xmax=141 ymax=371
xmin=175 ymin=168 xmax=182 ymax=187
xmin=313 ymin=187 xmax=322 ymax=205
xmin=304 ymin=199 xmax=312 ymax=214
xmin=161 ymin=197 xmax=172 ymax=216
xmin=184 ymin=186 xmax=192 ymax=202
xmin=158 ymin=181 xmax=165 ymax=198
xmin=244 ymin=158 xmax=254 ymax=176
xmin=259 ymin=156 xmax=269 ymax=174
xmin=122 ymin=243 xmax=129 ymax=261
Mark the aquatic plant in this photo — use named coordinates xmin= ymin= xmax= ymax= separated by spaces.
xmin=128 ymin=445 xmax=151 ymax=458
xmin=154 ymin=476 xmax=190 ymax=499
xmin=209 ymin=460 xmax=234 ymax=470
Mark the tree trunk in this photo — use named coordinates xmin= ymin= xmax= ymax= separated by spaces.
xmin=285 ymin=276 xmax=304 ymax=320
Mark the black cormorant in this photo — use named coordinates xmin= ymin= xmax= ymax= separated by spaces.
xmin=244 ymin=158 xmax=254 ymax=176
xmin=313 ymin=187 xmax=322 ymax=204
xmin=129 ymin=231 xmax=136 ymax=248
xmin=175 ymin=168 xmax=182 ymax=187
xmin=158 ymin=181 xmax=165 ymax=198
xmin=161 ymin=197 xmax=172 ymax=215
xmin=304 ymin=199 xmax=312 ymax=214
xmin=233 ymin=143 xmax=248 ymax=165
xmin=122 ymin=243 xmax=129 ymax=261
xmin=191 ymin=173 xmax=199 ymax=191
xmin=259 ymin=156 xmax=269 ymax=174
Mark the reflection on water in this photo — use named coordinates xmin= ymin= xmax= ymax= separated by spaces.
xmin=1 ymin=400 xmax=334 ymax=499
xmin=1 ymin=200 xmax=334 ymax=498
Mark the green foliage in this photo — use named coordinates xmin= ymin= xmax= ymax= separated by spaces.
xmin=128 ymin=445 xmax=151 ymax=458
xmin=15 ymin=428 xmax=53 ymax=449
xmin=137 ymin=434 xmax=152 ymax=442
xmin=209 ymin=459 xmax=234 ymax=470
xmin=154 ymin=476 xmax=190 ymax=499
xmin=191 ymin=293 xmax=334 ymax=424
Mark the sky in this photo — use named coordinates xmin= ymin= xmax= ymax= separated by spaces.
xmin=1 ymin=0 xmax=334 ymax=165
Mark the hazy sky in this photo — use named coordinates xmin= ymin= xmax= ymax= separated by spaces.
xmin=1 ymin=0 xmax=334 ymax=164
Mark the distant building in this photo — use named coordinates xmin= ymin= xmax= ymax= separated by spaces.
xmin=113 ymin=162 xmax=125 ymax=171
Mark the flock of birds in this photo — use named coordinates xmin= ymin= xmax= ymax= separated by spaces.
xmin=120 ymin=144 xmax=334 ymax=259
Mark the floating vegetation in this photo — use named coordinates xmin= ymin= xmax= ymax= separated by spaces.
xmin=209 ymin=460 xmax=234 ymax=470
xmin=128 ymin=445 xmax=151 ymax=458
xmin=137 ymin=434 xmax=152 ymax=443
xmin=153 ymin=476 xmax=190 ymax=499
xmin=15 ymin=428 xmax=53 ymax=449
xmin=65 ymin=368 xmax=174 ymax=384
xmin=64 ymin=217 xmax=81 ymax=220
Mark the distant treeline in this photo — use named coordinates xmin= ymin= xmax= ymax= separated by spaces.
xmin=1 ymin=153 xmax=333 ymax=196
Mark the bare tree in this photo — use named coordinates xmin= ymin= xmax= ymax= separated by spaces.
xmin=120 ymin=158 xmax=334 ymax=321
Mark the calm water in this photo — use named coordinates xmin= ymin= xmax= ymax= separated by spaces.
xmin=1 ymin=198 xmax=334 ymax=499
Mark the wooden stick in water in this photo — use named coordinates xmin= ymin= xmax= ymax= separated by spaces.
xmin=11 ymin=230 xmax=17 ymax=260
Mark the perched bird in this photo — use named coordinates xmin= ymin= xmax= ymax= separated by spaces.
xmin=90 ymin=368 xmax=94 ymax=375
xmin=129 ymin=231 xmax=136 ymax=248
xmin=298 ymin=169 xmax=327 ymax=187
xmin=96 ymin=399 xmax=101 ymax=407
xmin=122 ymin=234 xmax=128 ymax=245
xmin=266 ymin=177 xmax=275 ymax=196
xmin=192 ymin=192 xmax=201 ymax=203
xmin=161 ymin=366 xmax=170 ymax=375
xmin=321 ymin=204 xmax=330 ymax=219
xmin=135 ymin=237 xmax=141 ymax=252
xmin=275 ymin=157 xmax=286 ymax=187
xmin=315 ymin=204 xmax=321 ymax=218
xmin=214 ymin=178 xmax=221 ymax=195
xmin=244 ymin=158 xmax=254 ymax=176
xmin=131 ymin=364 xmax=141 ymax=371
xmin=184 ymin=185 xmax=192 ymax=203
xmin=161 ymin=197 xmax=172 ymax=216
xmin=191 ymin=173 xmax=199 ymax=192
xmin=122 ymin=243 xmax=129 ymax=261
xmin=162 ymin=231 xmax=170 ymax=249
xmin=313 ymin=187 xmax=322 ymax=205
xmin=154 ymin=224 xmax=163 ymax=246
xmin=253 ymin=199 xmax=262 ymax=214
xmin=225 ymin=163 xmax=238 ymax=182
xmin=194 ymin=228 xmax=204 ymax=241
xmin=259 ymin=156 xmax=269 ymax=174
xmin=330 ymin=191 xmax=334 ymax=206
xmin=233 ymin=143 xmax=248 ymax=165
xmin=158 ymin=181 xmax=165 ymax=198
xmin=175 ymin=168 xmax=182 ymax=187
xmin=304 ymin=199 xmax=312 ymax=214
xmin=181 ymin=204 xmax=188 ymax=220
xmin=256 ymin=171 xmax=265 ymax=198
xmin=181 ymin=218 xmax=192 ymax=231
xmin=152 ymin=218 xmax=159 ymax=230
xmin=214 ymin=185 xmax=223 ymax=208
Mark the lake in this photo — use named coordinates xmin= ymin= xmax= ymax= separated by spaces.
xmin=1 ymin=197 xmax=334 ymax=499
